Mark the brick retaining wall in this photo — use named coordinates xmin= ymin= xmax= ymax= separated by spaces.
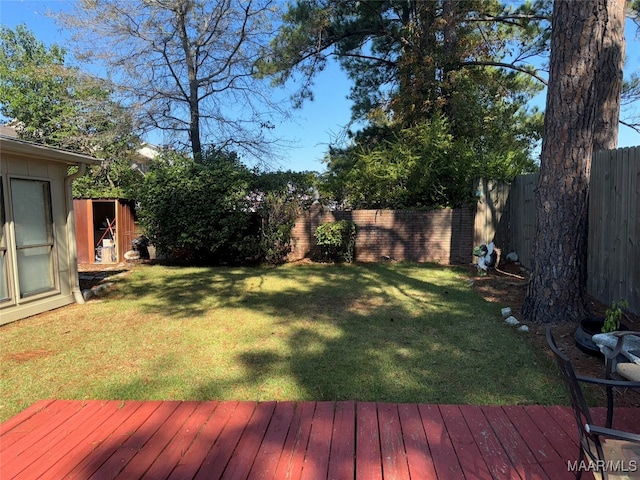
xmin=289 ymin=203 xmax=474 ymax=265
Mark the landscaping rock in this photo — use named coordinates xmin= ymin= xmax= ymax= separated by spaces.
xmin=82 ymin=289 xmax=94 ymax=301
xmin=504 ymin=316 xmax=520 ymax=326
xmin=518 ymin=325 xmax=530 ymax=332
xmin=501 ymin=307 xmax=512 ymax=318
xmin=82 ymin=282 xmax=114 ymax=301
xmin=95 ymin=282 xmax=113 ymax=294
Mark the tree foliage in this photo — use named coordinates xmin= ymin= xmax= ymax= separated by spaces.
xmin=259 ymin=0 xmax=548 ymax=208
xmin=0 ymin=24 xmax=143 ymax=199
xmin=621 ymin=73 xmax=640 ymax=133
xmin=325 ymin=111 xmax=539 ymax=209
xmin=58 ymin=0 xmax=287 ymax=162
xmin=71 ymin=157 xmax=144 ymax=200
xmin=260 ymin=0 xmax=550 ymax=120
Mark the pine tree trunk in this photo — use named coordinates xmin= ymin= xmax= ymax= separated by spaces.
xmin=522 ymin=0 xmax=623 ymax=324
xmin=593 ymin=0 xmax=625 ymax=151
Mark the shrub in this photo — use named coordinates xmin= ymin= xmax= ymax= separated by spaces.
xmin=258 ymin=192 xmax=298 ymax=264
xmin=251 ymin=170 xmax=319 ymax=265
xmin=138 ymin=150 xmax=260 ymax=264
xmin=314 ymin=220 xmax=357 ymax=263
xmin=602 ymin=298 xmax=629 ymax=333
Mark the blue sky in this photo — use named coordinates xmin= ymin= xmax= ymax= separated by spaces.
xmin=1 ymin=0 xmax=639 ymax=172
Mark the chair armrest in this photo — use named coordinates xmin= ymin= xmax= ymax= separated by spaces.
xmin=576 ymin=374 xmax=640 ymax=389
xmin=611 ymin=331 xmax=640 ymax=359
xmin=585 ymin=424 xmax=640 ymax=443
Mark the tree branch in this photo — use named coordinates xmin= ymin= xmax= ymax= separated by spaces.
xmin=463 ymin=60 xmax=548 ymax=86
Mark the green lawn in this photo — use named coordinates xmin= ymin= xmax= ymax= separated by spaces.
xmin=0 ymin=262 xmax=567 ymax=422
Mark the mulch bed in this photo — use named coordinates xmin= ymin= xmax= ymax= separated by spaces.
xmin=469 ymin=261 xmax=640 ymax=408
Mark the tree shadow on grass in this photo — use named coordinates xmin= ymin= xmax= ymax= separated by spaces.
xmin=104 ymin=263 xmax=567 ymax=405
xmin=117 ymin=265 xmax=265 ymax=318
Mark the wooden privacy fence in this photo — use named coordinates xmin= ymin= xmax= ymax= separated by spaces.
xmin=473 ymin=175 xmax=538 ymax=269
xmin=588 ymin=147 xmax=640 ymax=313
xmin=289 ymin=203 xmax=475 ymax=265
xmin=474 ymin=146 xmax=640 ymax=315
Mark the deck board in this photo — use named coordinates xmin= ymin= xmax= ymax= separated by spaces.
xmin=460 ymin=404 xmax=522 ymax=480
xmin=248 ymin=401 xmax=296 ymax=480
xmin=378 ymin=402 xmax=410 ymax=480
xmin=144 ymin=401 xmax=218 ymax=480
xmin=418 ymin=403 xmax=465 ymax=478
xmin=19 ymin=401 xmax=118 ymax=480
xmin=480 ymin=406 xmax=548 ymax=480
xmin=224 ymin=401 xmax=276 ymax=480
xmin=273 ymin=401 xmax=315 ymax=480
xmin=301 ymin=401 xmax=334 ymax=480
xmin=1 ymin=400 xmax=639 ymax=479
xmin=0 ymin=399 xmax=55 ymax=438
xmin=9 ymin=400 xmax=106 ymax=480
xmin=439 ymin=404 xmax=493 ymax=479
xmin=71 ymin=400 xmax=162 ymax=479
xmin=523 ymin=406 xmax=578 ymax=465
xmin=117 ymin=401 xmax=197 ymax=479
xmin=191 ymin=400 xmax=250 ymax=480
xmin=355 ymin=402 xmax=383 ymax=480
xmin=91 ymin=400 xmax=181 ymax=480
xmin=40 ymin=400 xmax=144 ymax=480
xmin=500 ymin=405 xmax=572 ymax=480
xmin=397 ymin=403 xmax=438 ymax=480
xmin=0 ymin=399 xmax=78 ymax=457
xmin=327 ymin=400 xmax=356 ymax=480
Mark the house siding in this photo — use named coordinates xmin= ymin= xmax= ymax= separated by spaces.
xmin=0 ymin=137 xmax=98 ymax=325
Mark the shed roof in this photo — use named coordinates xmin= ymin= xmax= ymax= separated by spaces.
xmin=0 ymin=135 xmax=101 ymax=166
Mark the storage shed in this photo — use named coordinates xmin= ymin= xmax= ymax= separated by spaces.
xmin=0 ymin=136 xmax=100 ymax=325
xmin=73 ymin=198 xmax=137 ymax=264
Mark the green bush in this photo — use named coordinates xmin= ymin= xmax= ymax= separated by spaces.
xmin=314 ymin=220 xmax=357 ymax=263
xmin=138 ymin=150 xmax=259 ymax=264
xmin=258 ymin=192 xmax=298 ymax=264
xmin=251 ymin=170 xmax=319 ymax=265
xmin=139 ymin=154 xmax=324 ymax=265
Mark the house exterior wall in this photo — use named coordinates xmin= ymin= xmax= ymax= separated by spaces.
xmin=0 ymin=143 xmax=90 ymax=325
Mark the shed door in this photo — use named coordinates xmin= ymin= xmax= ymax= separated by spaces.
xmin=92 ymin=201 xmax=117 ymax=263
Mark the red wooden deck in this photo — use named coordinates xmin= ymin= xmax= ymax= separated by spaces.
xmin=1 ymin=400 xmax=638 ymax=479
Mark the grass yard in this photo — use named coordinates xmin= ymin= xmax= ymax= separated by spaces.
xmin=0 ymin=262 xmax=567 ymax=422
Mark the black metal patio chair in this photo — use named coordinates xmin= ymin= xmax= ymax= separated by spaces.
xmin=598 ymin=331 xmax=640 ymax=429
xmin=546 ymin=327 xmax=640 ymax=479
xmin=600 ymin=331 xmax=640 ymax=382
